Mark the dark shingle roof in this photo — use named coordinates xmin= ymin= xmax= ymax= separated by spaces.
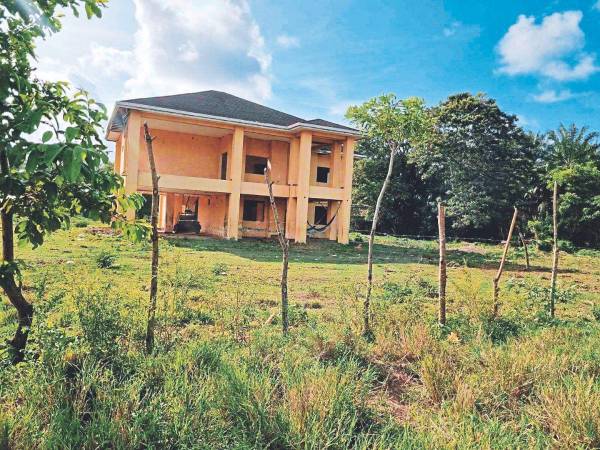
xmin=119 ymin=90 xmax=357 ymax=133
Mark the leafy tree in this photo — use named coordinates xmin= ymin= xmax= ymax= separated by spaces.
xmin=0 ymin=0 xmax=139 ymax=362
xmin=411 ymin=93 xmax=538 ymax=236
xmin=352 ymin=137 xmax=436 ymax=236
xmin=545 ymin=124 xmax=599 ymax=170
xmin=532 ymin=124 xmax=600 ymax=247
xmin=347 ymin=95 xmax=432 ymax=337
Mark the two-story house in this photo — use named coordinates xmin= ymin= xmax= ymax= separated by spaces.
xmin=106 ymin=91 xmax=360 ymax=244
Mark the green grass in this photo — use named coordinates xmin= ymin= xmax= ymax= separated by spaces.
xmin=1 ymin=223 xmax=600 ymax=448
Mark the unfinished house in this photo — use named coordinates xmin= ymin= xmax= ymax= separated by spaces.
xmin=106 ymin=91 xmax=360 ymax=244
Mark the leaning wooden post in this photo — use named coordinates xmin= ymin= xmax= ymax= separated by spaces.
xmin=437 ymin=203 xmax=447 ymax=326
xmin=364 ymin=142 xmax=398 ymax=338
xmin=549 ymin=181 xmax=559 ymax=318
xmin=518 ymin=229 xmax=530 ymax=270
xmin=492 ymin=207 xmax=518 ymax=316
xmin=143 ymin=123 xmax=160 ymax=354
xmin=264 ymin=161 xmax=290 ymax=335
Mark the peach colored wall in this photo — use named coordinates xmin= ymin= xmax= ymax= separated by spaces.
xmin=198 ymin=194 xmax=227 ymax=237
xmin=241 ymin=196 xmax=287 ymax=238
xmin=243 ymin=138 xmax=289 ymax=184
xmin=310 ymin=152 xmax=332 ymax=187
xmin=138 ymin=129 xmax=222 ymax=179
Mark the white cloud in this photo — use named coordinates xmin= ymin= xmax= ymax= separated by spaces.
xmin=516 ymin=114 xmax=540 ymax=129
xmin=497 ymin=11 xmax=599 ymax=81
xmin=276 ymin=34 xmax=300 ymax=48
xmin=328 ymin=100 xmax=362 ymax=117
xmin=532 ymin=89 xmax=576 ymax=103
xmin=594 ymin=1 xmax=600 ymax=11
xmin=34 ymin=0 xmax=272 ymax=107
xmin=124 ymin=0 xmax=272 ymax=101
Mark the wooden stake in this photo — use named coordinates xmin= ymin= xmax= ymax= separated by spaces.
xmin=492 ymin=207 xmax=518 ymax=316
xmin=143 ymin=123 xmax=160 ymax=354
xmin=519 ymin=230 xmax=530 ymax=271
xmin=549 ymin=181 xmax=559 ymax=318
xmin=264 ymin=161 xmax=290 ymax=335
xmin=365 ymin=142 xmax=397 ymax=338
xmin=438 ymin=202 xmax=447 ymax=326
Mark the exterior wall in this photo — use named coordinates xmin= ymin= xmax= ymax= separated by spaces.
xmin=138 ymin=129 xmax=222 ymax=179
xmin=119 ymin=110 xmax=356 ymax=244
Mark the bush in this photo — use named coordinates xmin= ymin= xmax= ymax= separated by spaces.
xmin=95 ymin=250 xmax=117 ymax=269
xmin=75 ymin=289 xmax=126 ymax=361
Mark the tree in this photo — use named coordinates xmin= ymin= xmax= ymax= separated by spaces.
xmin=412 ymin=93 xmax=537 ymax=236
xmin=347 ymin=95 xmax=432 ymax=337
xmin=352 ymin=137 xmax=436 ymax=236
xmin=0 ymin=0 xmax=138 ymax=362
xmin=545 ymin=124 xmax=599 ymax=170
xmin=532 ymin=124 xmax=600 ymax=247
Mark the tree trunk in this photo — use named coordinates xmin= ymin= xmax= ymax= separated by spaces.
xmin=364 ymin=143 xmax=397 ymax=337
xmin=519 ymin=230 xmax=530 ymax=270
xmin=549 ymin=181 xmax=559 ymax=318
xmin=0 ymin=149 xmax=33 ymax=363
xmin=143 ymin=123 xmax=160 ymax=354
xmin=492 ymin=207 xmax=518 ymax=316
xmin=264 ymin=161 xmax=289 ymax=335
xmin=438 ymin=202 xmax=447 ymax=326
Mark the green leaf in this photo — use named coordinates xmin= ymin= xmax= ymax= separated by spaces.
xmin=65 ymin=127 xmax=80 ymax=143
xmin=42 ymin=130 xmax=53 ymax=143
xmin=63 ymin=147 xmax=82 ymax=182
xmin=42 ymin=144 xmax=64 ymax=164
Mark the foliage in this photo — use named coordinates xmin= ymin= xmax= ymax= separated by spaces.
xmin=411 ymin=93 xmax=538 ymax=234
xmin=94 ymin=250 xmax=116 ymax=269
xmin=352 ymin=137 xmax=437 ymax=235
xmin=0 ymin=225 xmax=599 ymax=447
xmin=527 ymin=125 xmax=600 ymax=247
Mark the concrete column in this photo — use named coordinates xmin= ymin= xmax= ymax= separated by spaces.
xmin=172 ymin=194 xmax=183 ymax=231
xmin=114 ymin=137 xmax=123 ymax=174
xmin=158 ymin=193 xmax=167 ymax=230
xmin=165 ymin=193 xmax=175 ymax=232
xmin=338 ymin=137 xmax=356 ymax=244
xmin=294 ymin=131 xmax=312 ymax=243
xmin=327 ymin=200 xmax=338 ymax=241
xmin=330 ymin=141 xmax=343 ymax=188
xmin=227 ymin=127 xmax=244 ymax=239
xmin=124 ymin=111 xmax=141 ymax=220
xmin=285 ymin=137 xmax=299 ymax=240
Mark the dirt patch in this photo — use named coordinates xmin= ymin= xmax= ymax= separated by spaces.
xmin=458 ymin=243 xmax=487 ymax=254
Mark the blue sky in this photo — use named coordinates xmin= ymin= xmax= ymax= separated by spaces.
xmin=35 ymin=0 xmax=600 ymax=134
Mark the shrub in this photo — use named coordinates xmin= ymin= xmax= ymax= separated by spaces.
xmin=75 ymin=289 xmax=125 ymax=361
xmin=95 ymin=250 xmax=117 ymax=269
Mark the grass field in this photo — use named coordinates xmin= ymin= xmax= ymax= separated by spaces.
xmin=1 ymin=220 xmax=600 ymax=448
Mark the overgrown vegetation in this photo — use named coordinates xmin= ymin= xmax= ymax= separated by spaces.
xmin=353 ymin=95 xmax=600 ymax=249
xmin=0 ymin=225 xmax=599 ymax=448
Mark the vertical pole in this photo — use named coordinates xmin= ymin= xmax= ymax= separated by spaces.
xmin=550 ymin=181 xmax=559 ymax=318
xmin=364 ymin=142 xmax=396 ymax=338
xmin=519 ymin=230 xmax=530 ymax=270
xmin=227 ymin=127 xmax=244 ymax=239
xmin=438 ymin=202 xmax=447 ymax=326
xmin=143 ymin=123 xmax=160 ymax=354
xmin=493 ymin=207 xmax=518 ymax=316
xmin=124 ymin=112 xmax=141 ymax=220
xmin=294 ymin=131 xmax=312 ymax=243
xmin=338 ymin=137 xmax=356 ymax=244
xmin=265 ymin=161 xmax=289 ymax=335
xmin=285 ymin=137 xmax=299 ymax=240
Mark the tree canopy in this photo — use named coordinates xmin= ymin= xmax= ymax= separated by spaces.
xmin=0 ymin=0 xmax=141 ymax=362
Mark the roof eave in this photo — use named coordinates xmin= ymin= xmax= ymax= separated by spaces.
xmin=106 ymin=102 xmax=363 ymax=139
